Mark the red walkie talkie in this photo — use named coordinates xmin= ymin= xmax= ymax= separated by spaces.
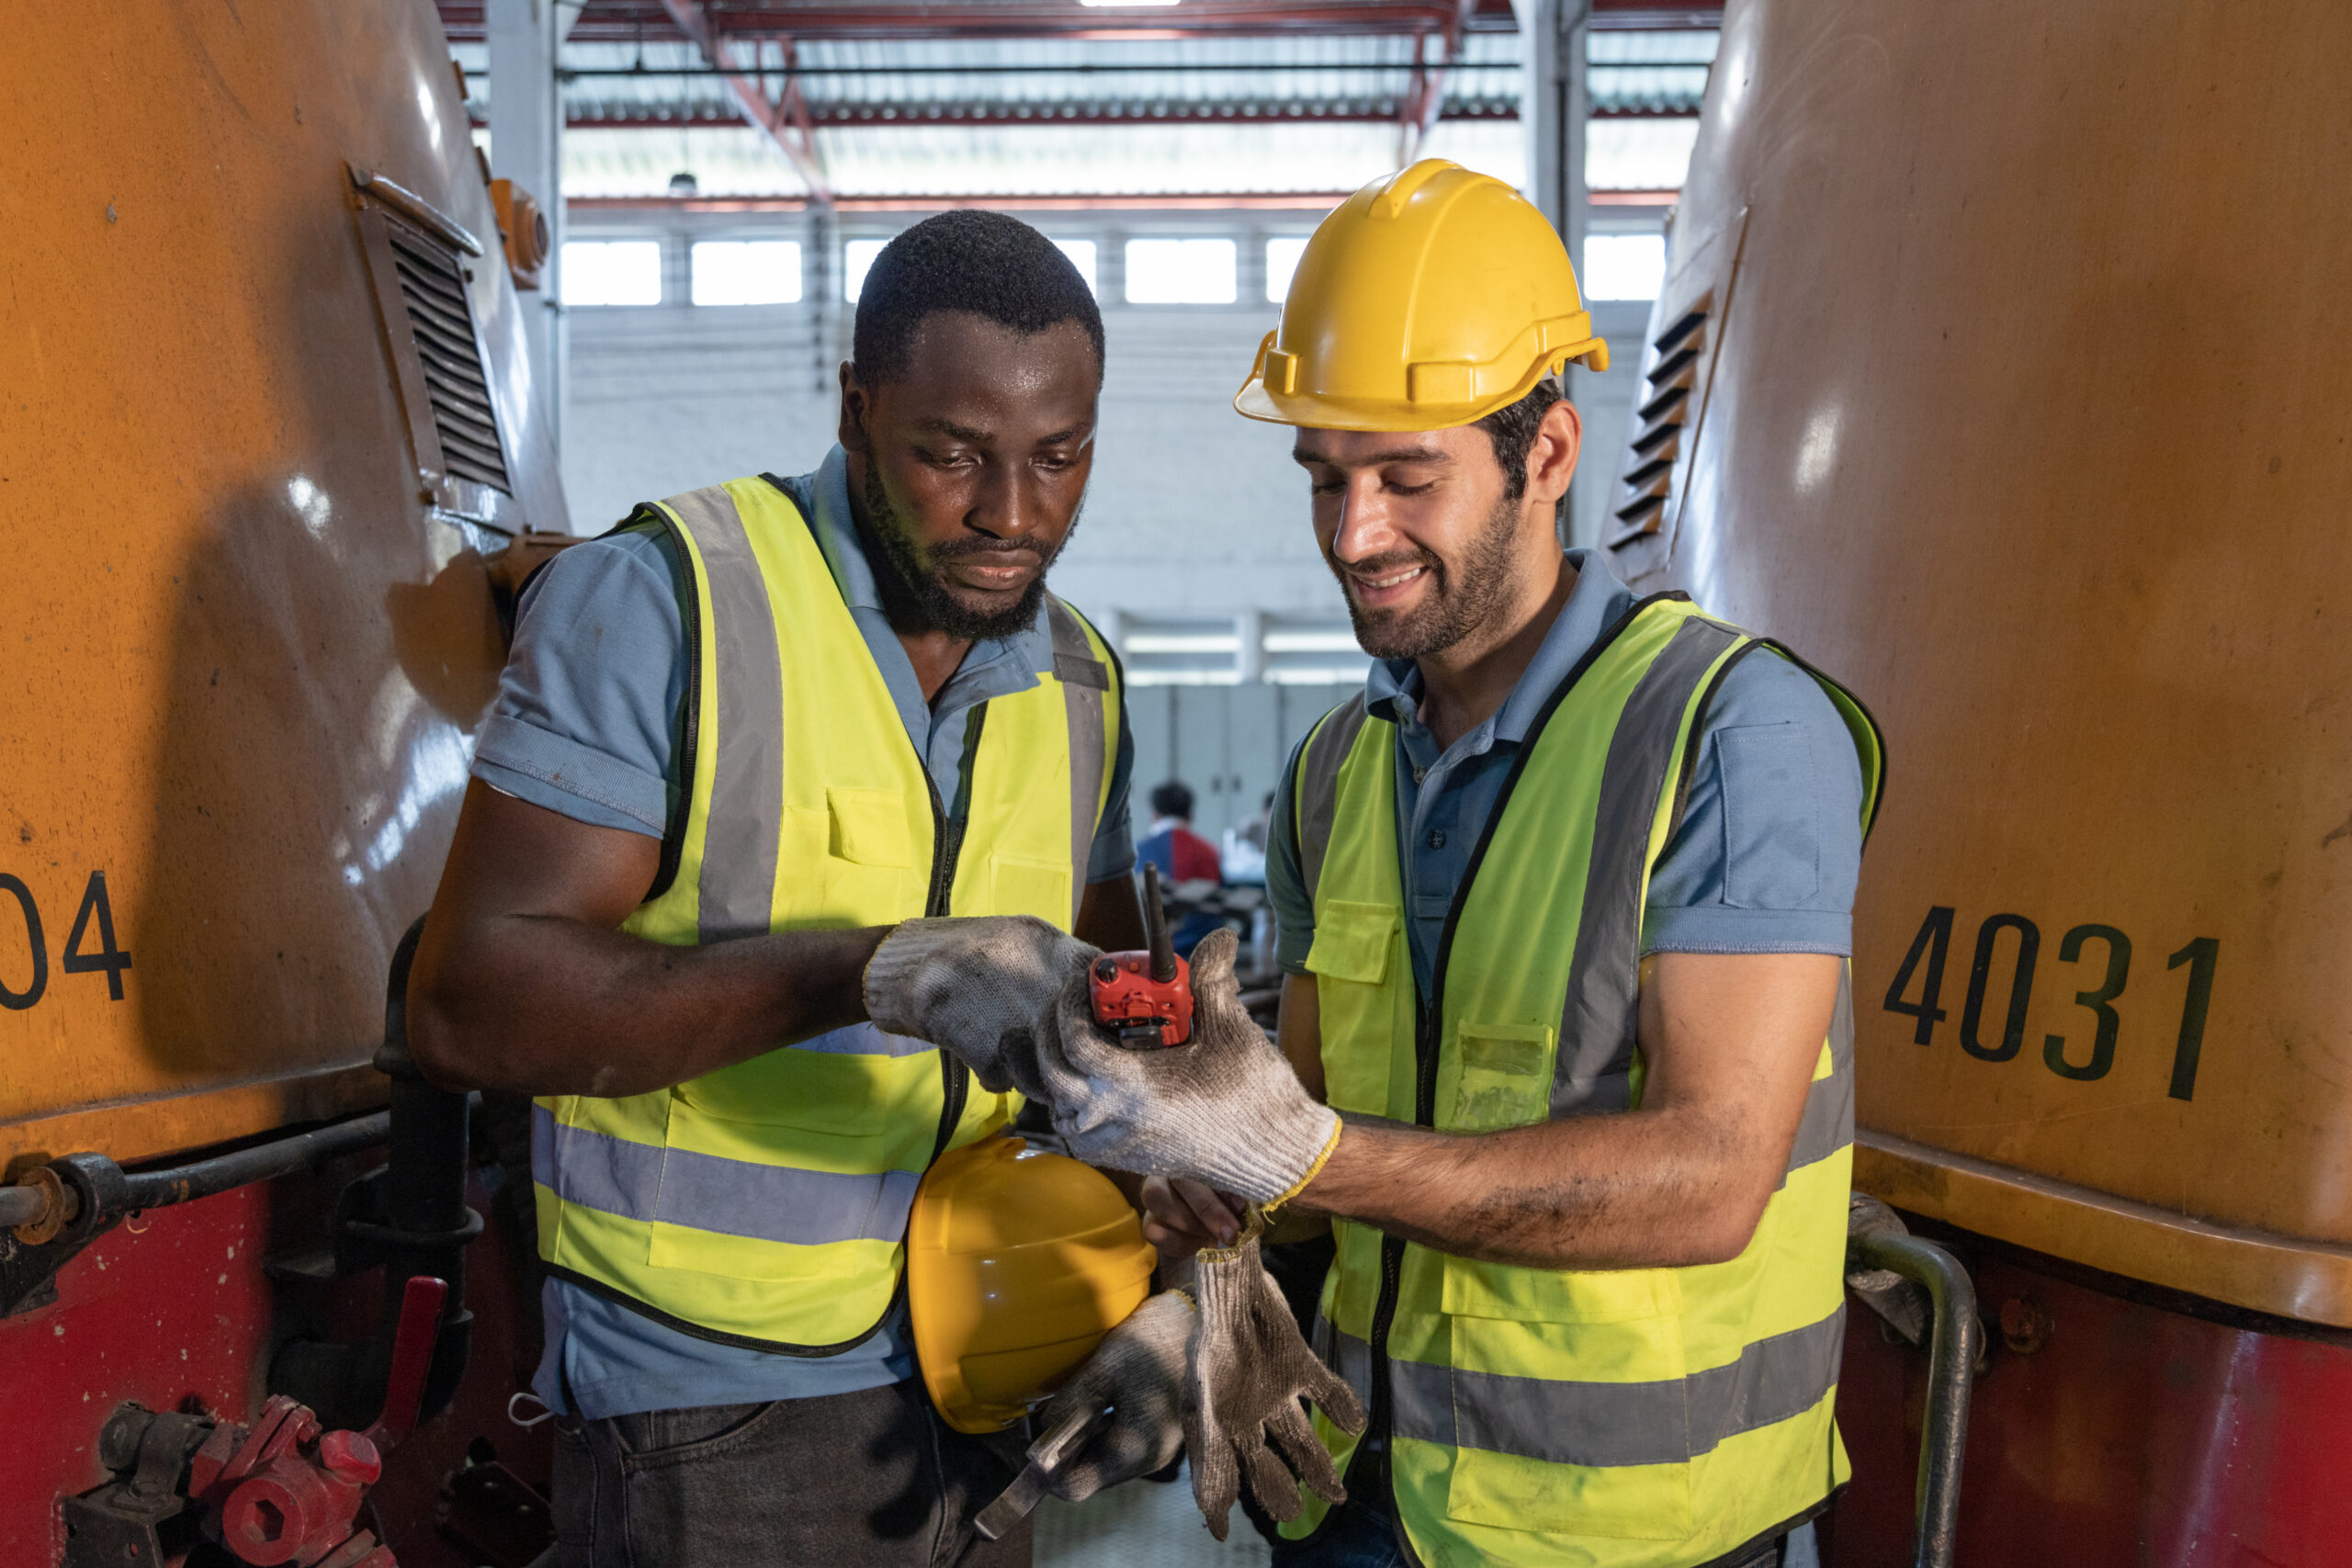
xmin=1088 ymin=862 xmax=1193 ymax=1049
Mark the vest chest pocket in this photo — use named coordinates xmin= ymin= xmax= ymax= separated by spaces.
xmin=827 ymin=787 xmax=912 ymax=866
xmin=1445 ymin=1022 xmax=1555 ymax=1132
xmin=1306 ymin=901 xmax=1405 ymax=1118
xmin=986 ymin=853 xmax=1072 ymax=925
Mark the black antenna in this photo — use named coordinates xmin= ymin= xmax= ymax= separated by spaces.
xmin=1141 ymin=863 xmax=1177 ymax=983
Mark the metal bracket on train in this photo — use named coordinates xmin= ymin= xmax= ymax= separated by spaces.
xmin=0 ymin=1115 xmax=395 ymax=1319
xmin=1846 ymin=1194 xmax=1985 ymax=1568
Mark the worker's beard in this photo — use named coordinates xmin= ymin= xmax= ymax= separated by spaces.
xmin=860 ymin=462 xmax=1075 ymax=642
xmin=1331 ymin=493 xmax=1522 ymax=661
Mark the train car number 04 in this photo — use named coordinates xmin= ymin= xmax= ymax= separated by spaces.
xmin=0 ymin=870 xmax=133 ymax=1010
xmin=1883 ymin=907 xmax=2215 ymax=1101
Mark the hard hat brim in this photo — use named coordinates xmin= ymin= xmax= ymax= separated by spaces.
xmin=1233 ymin=339 xmax=1609 ymax=433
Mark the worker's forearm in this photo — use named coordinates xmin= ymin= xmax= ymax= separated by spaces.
xmin=409 ymin=915 xmax=887 ymax=1099
xmin=1292 ymin=1110 xmax=1772 ymax=1270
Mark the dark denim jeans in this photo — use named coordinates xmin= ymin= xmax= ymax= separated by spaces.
xmin=1267 ymin=1486 xmax=1818 ymax=1568
xmin=552 ymin=1378 xmax=1030 ymax=1568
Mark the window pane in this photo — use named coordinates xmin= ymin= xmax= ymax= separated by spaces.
xmin=1582 ymin=233 xmax=1668 ymax=300
xmin=1125 ymin=238 xmax=1237 ymax=305
xmin=691 ymin=240 xmax=802 ymax=306
xmin=1265 ymin=236 xmax=1310 ymax=303
xmin=1050 ymin=238 xmax=1098 ymax=296
xmin=843 ymin=238 xmax=890 ymax=302
xmin=562 ymin=240 xmax=662 ymax=307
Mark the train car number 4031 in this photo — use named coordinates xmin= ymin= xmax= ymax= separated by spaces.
xmin=1882 ymin=907 xmax=2217 ymax=1101
xmin=0 ymin=869 xmax=133 ymax=1010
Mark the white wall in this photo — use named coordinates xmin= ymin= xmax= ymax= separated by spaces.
xmin=560 ymin=209 xmax=1347 ymax=641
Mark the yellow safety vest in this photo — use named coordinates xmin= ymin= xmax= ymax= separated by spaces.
xmin=1285 ymin=595 xmax=1883 ymax=1567
xmin=532 ymin=476 xmax=1122 ymax=1351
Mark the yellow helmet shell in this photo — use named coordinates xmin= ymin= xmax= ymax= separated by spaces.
xmin=1236 ymin=158 xmax=1610 ymax=432
xmin=907 ymin=1135 xmax=1157 ymax=1434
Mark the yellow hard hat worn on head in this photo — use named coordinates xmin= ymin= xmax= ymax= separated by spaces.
xmin=1236 ymin=159 xmax=1609 ymax=432
xmin=908 ymin=1134 xmax=1157 ymax=1434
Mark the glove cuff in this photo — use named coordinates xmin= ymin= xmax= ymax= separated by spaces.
xmin=859 ymin=918 xmax=947 ymax=1034
xmin=1188 ymin=1100 xmax=1341 ymax=1207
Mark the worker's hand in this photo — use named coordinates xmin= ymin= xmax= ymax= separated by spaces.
xmin=1033 ymin=929 xmax=1340 ymax=1205
xmin=1033 ymin=1290 xmax=1194 ymax=1503
xmin=1139 ymin=1177 xmax=1249 ymax=1260
xmin=863 ymin=916 xmax=1098 ymax=1093
xmin=1180 ymin=1231 xmax=1366 ymax=1540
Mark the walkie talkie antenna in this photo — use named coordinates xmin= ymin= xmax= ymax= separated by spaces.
xmin=1140 ymin=862 xmax=1177 ymax=983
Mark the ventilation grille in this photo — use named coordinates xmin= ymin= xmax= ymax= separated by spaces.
xmin=386 ymin=224 xmax=512 ymax=494
xmin=1610 ymin=295 xmax=1709 ymax=546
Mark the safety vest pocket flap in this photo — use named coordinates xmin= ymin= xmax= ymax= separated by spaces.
xmin=1306 ymin=900 xmax=1399 ymax=985
xmin=1447 ymin=1022 xmax=1555 ymax=1132
xmin=987 ymin=854 xmax=1074 ymax=927
xmin=1442 ymin=1253 xmax=1682 ymax=1325
xmin=826 ymin=786 xmax=914 ymax=867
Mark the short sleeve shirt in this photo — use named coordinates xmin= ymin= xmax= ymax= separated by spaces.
xmin=1266 ymin=549 xmax=1863 ymax=994
xmin=480 ymin=446 xmax=1136 ymax=1419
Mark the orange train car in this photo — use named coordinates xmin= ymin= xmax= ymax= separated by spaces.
xmin=1607 ymin=0 xmax=2352 ymax=1561
xmin=0 ymin=2 xmax=563 ymax=1562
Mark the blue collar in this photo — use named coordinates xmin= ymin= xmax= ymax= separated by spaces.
xmin=1364 ymin=547 xmax=1639 ymax=764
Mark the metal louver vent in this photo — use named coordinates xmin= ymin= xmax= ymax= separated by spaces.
xmin=1609 ymin=296 xmax=1709 ymax=546
xmin=385 ymin=226 xmax=511 ymax=494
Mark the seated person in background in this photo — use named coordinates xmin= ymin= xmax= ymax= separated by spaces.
xmin=1136 ymin=780 xmax=1225 ymax=956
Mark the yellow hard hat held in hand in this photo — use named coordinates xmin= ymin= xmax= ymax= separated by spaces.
xmin=907 ymin=1134 xmax=1157 ymax=1434
xmin=1236 ymin=158 xmax=1609 ymax=433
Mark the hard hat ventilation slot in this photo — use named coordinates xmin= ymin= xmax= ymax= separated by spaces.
xmin=1607 ymin=294 xmax=1713 ymax=549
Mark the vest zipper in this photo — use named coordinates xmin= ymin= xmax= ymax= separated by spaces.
xmin=922 ymin=771 xmax=971 ymax=1162
xmin=1354 ymin=592 xmax=1691 ymax=1484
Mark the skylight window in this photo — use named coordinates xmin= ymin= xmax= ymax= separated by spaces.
xmin=1583 ymin=233 xmax=1668 ymax=300
xmin=1125 ymin=238 xmax=1238 ymax=305
xmin=843 ymin=238 xmax=889 ymax=302
xmin=1265 ymin=236 xmax=1310 ymax=304
xmin=691 ymin=241 xmax=803 ymax=306
xmin=1050 ymin=239 xmax=1099 ymax=296
xmin=561 ymin=240 xmax=662 ymax=307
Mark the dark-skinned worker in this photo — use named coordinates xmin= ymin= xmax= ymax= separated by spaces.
xmin=988 ymin=163 xmax=1886 ymax=1568
xmin=405 ymin=213 xmax=1194 ymax=1567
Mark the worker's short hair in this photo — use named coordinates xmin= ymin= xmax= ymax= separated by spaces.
xmin=1150 ymin=780 xmax=1195 ymax=821
xmin=853 ymin=211 xmax=1105 ymax=386
xmin=1474 ymin=378 xmax=1565 ymax=502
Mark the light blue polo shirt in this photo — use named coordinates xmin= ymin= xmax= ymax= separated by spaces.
xmin=473 ymin=446 xmax=1136 ymax=1419
xmin=1266 ymin=548 xmax=1863 ymax=991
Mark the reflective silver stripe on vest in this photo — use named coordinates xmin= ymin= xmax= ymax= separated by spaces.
xmin=1295 ymin=693 xmax=1373 ymax=905
xmin=1552 ymin=617 xmax=1744 ymax=1118
xmin=1325 ymin=1307 xmax=1844 ymax=1469
xmin=532 ymin=1104 xmax=919 ymax=1247
xmin=1786 ymin=974 xmax=1856 ymax=1177
xmin=786 ymin=1021 xmax=939 ymax=1058
xmin=665 ymin=486 xmax=786 ymax=945
xmin=1045 ymin=597 xmax=1109 ymax=913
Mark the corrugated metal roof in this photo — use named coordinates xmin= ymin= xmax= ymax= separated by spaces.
xmin=464 ymin=27 xmax=1714 ymax=201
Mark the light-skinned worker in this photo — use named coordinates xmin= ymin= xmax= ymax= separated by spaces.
xmin=1012 ymin=162 xmax=1886 ymax=1568
xmin=405 ymin=212 xmax=1189 ymax=1566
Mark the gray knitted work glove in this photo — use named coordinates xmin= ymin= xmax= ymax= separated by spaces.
xmin=1032 ymin=1290 xmax=1195 ymax=1503
xmin=1032 ymin=928 xmax=1340 ymax=1204
xmin=1182 ymin=1230 xmax=1366 ymax=1540
xmin=863 ymin=916 xmax=1098 ymax=1093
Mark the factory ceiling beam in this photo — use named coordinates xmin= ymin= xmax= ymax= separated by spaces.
xmin=556 ymin=96 xmax=1535 ymax=128
xmin=1397 ymin=0 xmax=1477 ymax=162
xmin=653 ymin=0 xmax=831 ymax=201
